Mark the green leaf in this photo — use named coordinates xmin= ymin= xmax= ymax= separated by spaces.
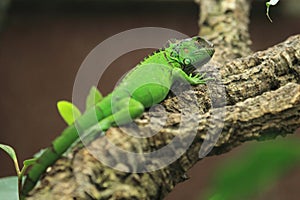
xmin=0 ymin=176 xmax=18 ymax=200
xmin=0 ymin=144 xmax=20 ymax=175
xmin=204 ymin=139 xmax=300 ymax=200
xmin=0 ymin=144 xmax=17 ymax=162
xmin=20 ymin=158 xmax=37 ymax=180
xmin=57 ymin=100 xmax=82 ymax=125
xmin=23 ymin=158 xmax=36 ymax=167
xmin=85 ymin=86 xmax=103 ymax=110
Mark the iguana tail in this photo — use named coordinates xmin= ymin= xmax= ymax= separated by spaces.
xmin=20 ymin=124 xmax=79 ymax=199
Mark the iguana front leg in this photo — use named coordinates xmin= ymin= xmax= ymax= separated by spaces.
xmin=172 ymin=67 xmax=208 ymax=85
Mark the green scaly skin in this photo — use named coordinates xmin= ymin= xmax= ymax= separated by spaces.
xmin=20 ymin=36 xmax=215 ymax=199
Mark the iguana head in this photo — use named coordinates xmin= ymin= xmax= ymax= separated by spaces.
xmin=166 ymin=36 xmax=215 ymax=74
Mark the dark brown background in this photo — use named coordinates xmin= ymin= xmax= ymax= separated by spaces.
xmin=0 ymin=1 xmax=300 ymax=199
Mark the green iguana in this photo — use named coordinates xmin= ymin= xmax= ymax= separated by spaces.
xmin=20 ymin=36 xmax=215 ymax=199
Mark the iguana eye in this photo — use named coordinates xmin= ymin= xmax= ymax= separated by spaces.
xmin=183 ymin=58 xmax=191 ymax=65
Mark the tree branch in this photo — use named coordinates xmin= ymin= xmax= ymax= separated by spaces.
xmin=26 ymin=0 xmax=300 ymax=199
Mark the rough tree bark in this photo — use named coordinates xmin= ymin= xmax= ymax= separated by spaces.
xmin=27 ymin=0 xmax=300 ymax=199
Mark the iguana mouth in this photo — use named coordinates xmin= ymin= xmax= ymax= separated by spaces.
xmin=182 ymin=47 xmax=214 ymax=74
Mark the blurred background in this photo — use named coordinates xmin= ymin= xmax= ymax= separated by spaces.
xmin=0 ymin=0 xmax=300 ymax=199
